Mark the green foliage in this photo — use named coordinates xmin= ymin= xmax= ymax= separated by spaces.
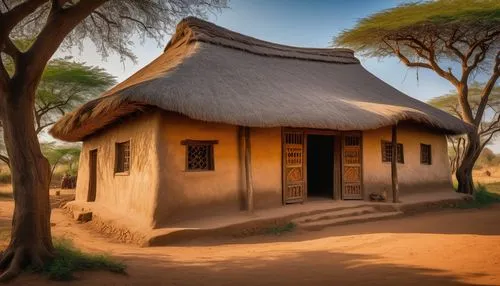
xmin=455 ymin=183 xmax=500 ymax=208
xmin=428 ymin=84 xmax=500 ymax=116
xmin=34 ymin=58 xmax=116 ymax=131
xmin=0 ymin=173 xmax=10 ymax=184
xmin=41 ymin=142 xmax=81 ymax=183
xmin=266 ymin=222 xmax=296 ymax=235
xmin=335 ymin=0 xmax=500 ymax=56
xmin=0 ymin=58 xmax=115 ymax=169
xmin=41 ymin=239 xmax=126 ymax=281
xmin=42 ymin=143 xmax=81 ymax=167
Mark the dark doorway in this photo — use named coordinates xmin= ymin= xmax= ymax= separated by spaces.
xmin=88 ymin=149 xmax=97 ymax=202
xmin=307 ymin=135 xmax=334 ymax=199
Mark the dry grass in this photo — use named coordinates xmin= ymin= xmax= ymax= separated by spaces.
xmin=473 ymin=166 xmax=500 ymax=185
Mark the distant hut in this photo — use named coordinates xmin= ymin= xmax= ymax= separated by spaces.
xmin=50 ymin=17 xmax=470 ymax=227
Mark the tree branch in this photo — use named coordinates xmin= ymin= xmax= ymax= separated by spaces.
xmin=3 ymin=37 xmax=21 ymax=60
xmin=393 ymin=36 xmax=461 ymax=85
xmin=22 ymin=0 xmax=108 ymax=84
xmin=479 ymin=110 xmax=500 ymax=136
xmin=35 ymin=121 xmax=55 ymax=134
xmin=0 ymin=0 xmax=47 ymax=35
xmin=1 ymin=0 xmax=10 ymax=11
xmin=461 ymin=45 xmax=487 ymax=82
xmin=480 ymin=128 xmax=500 ymax=151
xmin=0 ymin=58 xmax=8 ymax=88
xmin=474 ymin=50 xmax=500 ymax=126
xmin=120 ymin=15 xmax=155 ymax=37
xmin=92 ymin=10 xmax=118 ymax=26
xmin=51 ymin=0 xmax=71 ymax=11
xmin=448 ymin=104 xmax=464 ymax=119
xmin=382 ymin=39 xmax=433 ymax=69
xmin=0 ymin=153 xmax=9 ymax=166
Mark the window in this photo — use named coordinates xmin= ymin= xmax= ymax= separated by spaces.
xmin=115 ymin=141 xmax=130 ymax=174
xmin=381 ymin=141 xmax=404 ymax=163
xmin=421 ymin=144 xmax=432 ymax=165
xmin=182 ymin=140 xmax=217 ymax=171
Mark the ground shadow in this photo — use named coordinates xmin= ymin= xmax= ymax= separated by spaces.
xmin=16 ymin=249 xmax=490 ymax=285
xmin=168 ymin=204 xmax=500 ymax=247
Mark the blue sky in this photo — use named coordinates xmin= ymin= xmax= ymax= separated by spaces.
xmin=58 ymin=0 xmax=499 ymax=152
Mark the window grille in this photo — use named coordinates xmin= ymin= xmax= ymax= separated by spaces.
xmin=181 ymin=140 xmax=217 ymax=171
xmin=115 ymin=141 xmax=130 ymax=173
xmin=381 ymin=141 xmax=404 ymax=163
xmin=420 ymin=144 xmax=432 ymax=165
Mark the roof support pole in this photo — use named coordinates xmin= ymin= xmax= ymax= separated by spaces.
xmin=391 ymin=124 xmax=399 ymax=203
xmin=244 ymin=126 xmax=254 ymax=212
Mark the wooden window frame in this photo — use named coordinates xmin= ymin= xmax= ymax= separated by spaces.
xmin=381 ymin=140 xmax=404 ymax=164
xmin=420 ymin=143 xmax=432 ymax=165
xmin=115 ymin=140 xmax=131 ymax=175
xmin=182 ymin=140 xmax=218 ymax=172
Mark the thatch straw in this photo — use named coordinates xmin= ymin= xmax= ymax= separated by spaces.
xmin=50 ymin=17 xmax=471 ymax=142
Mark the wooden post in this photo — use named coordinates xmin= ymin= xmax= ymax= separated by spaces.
xmin=244 ymin=127 xmax=254 ymax=212
xmin=391 ymin=124 xmax=399 ymax=203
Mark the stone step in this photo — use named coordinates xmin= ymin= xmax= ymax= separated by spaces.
xmin=292 ymin=206 xmax=378 ymax=224
xmin=297 ymin=211 xmax=404 ymax=231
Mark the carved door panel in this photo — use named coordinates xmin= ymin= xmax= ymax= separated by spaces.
xmin=283 ymin=130 xmax=305 ymax=204
xmin=342 ymin=132 xmax=363 ymax=200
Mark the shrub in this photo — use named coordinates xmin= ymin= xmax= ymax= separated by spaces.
xmin=456 ymin=184 xmax=500 ymax=209
xmin=474 ymin=184 xmax=500 ymax=206
xmin=41 ymin=238 xmax=126 ymax=281
xmin=0 ymin=173 xmax=11 ymax=184
xmin=266 ymin=222 xmax=296 ymax=235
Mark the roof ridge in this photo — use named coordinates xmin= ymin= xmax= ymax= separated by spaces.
xmin=165 ymin=17 xmax=360 ymax=64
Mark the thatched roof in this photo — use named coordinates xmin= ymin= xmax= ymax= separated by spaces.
xmin=50 ymin=17 xmax=471 ymax=142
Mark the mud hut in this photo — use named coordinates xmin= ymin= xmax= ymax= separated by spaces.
xmin=50 ymin=17 xmax=470 ymax=227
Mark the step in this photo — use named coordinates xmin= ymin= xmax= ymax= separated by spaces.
xmin=292 ymin=206 xmax=378 ymax=224
xmin=297 ymin=211 xmax=404 ymax=231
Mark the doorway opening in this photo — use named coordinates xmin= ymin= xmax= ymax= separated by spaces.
xmin=88 ymin=149 xmax=97 ymax=202
xmin=307 ymin=135 xmax=334 ymax=199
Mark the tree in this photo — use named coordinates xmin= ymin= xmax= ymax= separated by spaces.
xmin=335 ymin=0 xmax=500 ymax=195
xmin=429 ymin=83 xmax=500 ymax=173
xmin=0 ymin=0 xmax=226 ymax=280
xmin=0 ymin=58 xmax=116 ymax=166
xmin=41 ymin=142 xmax=80 ymax=184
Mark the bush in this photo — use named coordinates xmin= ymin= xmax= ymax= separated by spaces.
xmin=41 ymin=238 xmax=126 ymax=281
xmin=456 ymin=184 xmax=500 ymax=209
xmin=266 ymin=222 xmax=296 ymax=235
xmin=0 ymin=173 xmax=11 ymax=184
xmin=474 ymin=184 xmax=500 ymax=206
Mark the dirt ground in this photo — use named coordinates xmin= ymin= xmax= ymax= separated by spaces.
xmin=0 ymin=195 xmax=499 ymax=286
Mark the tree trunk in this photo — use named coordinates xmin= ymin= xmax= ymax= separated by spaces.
xmin=455 ymin=132 xmax=480 ymax=195
xmin=0 ymin=85 xmax=54 ymax=281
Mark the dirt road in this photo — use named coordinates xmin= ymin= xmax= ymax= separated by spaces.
xmin=1 ymin=198 xmax=499 ymax=286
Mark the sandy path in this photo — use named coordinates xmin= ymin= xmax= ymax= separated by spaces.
xmin=0 ymin=199 xmax=499 ymax=286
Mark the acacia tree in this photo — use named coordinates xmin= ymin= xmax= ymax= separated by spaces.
xmin=429 ymin=84 xmax=500 ymax=173
xmin=335 ymin=0 xmax=500 ymax=195
xmin=0 ymin=0 xmax=226 ymax=280
xmin=0 ymin=58 xmax=116 ymax=166
xmin=41 ymin=142 xmax=80 ymax=184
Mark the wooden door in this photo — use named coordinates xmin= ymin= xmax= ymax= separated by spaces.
xmin=88 ymin=149 xmax=97 ymax=202
xmin=283 ymin=130 xmax=305 ymax=204
xmin=342 ymin=132 xmax=363 ymax=200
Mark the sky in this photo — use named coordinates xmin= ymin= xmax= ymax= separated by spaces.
xmin=57 ymin=0 xmax=500 ymax=152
